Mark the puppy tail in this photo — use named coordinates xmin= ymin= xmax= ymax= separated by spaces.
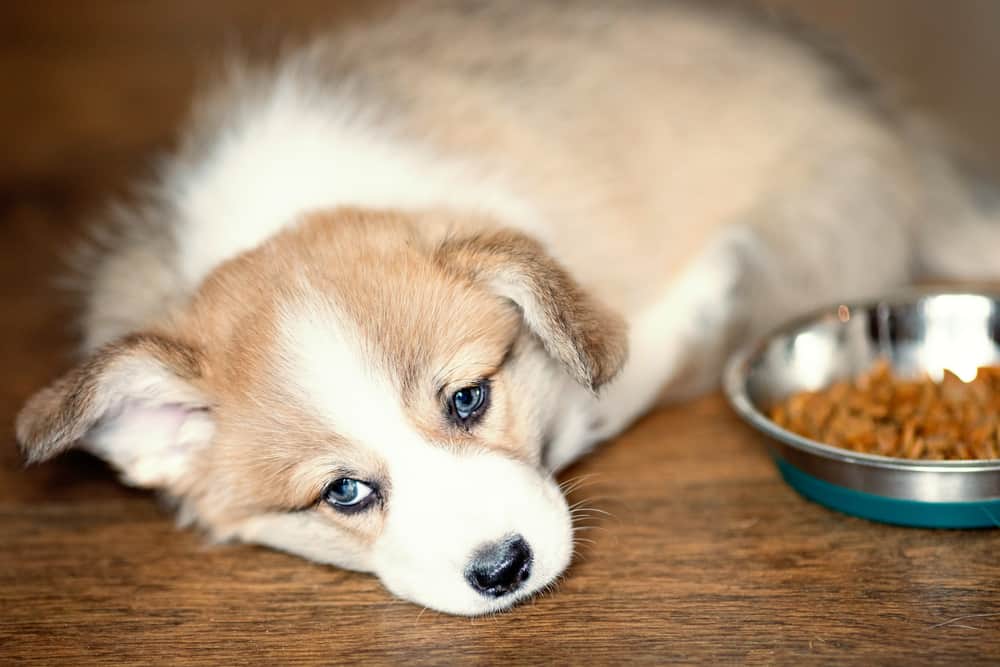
xmin=910 ymin=121 xmax=1000 ymax=282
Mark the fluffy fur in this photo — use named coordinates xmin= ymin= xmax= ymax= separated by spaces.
xmin=16 ymin=0 xmax=1000 ymax=615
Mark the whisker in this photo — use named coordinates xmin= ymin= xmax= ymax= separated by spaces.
xmin=570 ymin=506 xmax=614 ymax=518
xmin=558 ymin=473 xmax=602 ymax=495
xmin=569 ymin=496 xmax=609 ymax=511
xmin=569 ymin=505 xmax=608 ymax=513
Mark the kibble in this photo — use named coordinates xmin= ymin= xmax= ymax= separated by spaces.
xmin=769 ymin=360 xmax=1000 ymax=460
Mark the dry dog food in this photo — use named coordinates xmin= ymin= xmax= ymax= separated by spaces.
xmin=770 ymin=359 xmax=1000 ymax=460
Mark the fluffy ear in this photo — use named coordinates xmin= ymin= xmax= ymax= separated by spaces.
xmin=16 ymin=333 xmax=213 ymax=489
xmin=438 ymin=229 xmax=628 ymax=390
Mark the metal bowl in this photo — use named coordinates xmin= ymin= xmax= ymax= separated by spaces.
xmin=724 ymin=289 xmax=1000 ymax=528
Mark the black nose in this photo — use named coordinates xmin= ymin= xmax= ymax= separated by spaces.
xmin=464 ymin=535 xmax=533 ymax=597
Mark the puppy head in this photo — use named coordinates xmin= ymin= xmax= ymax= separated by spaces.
xmin=16 ymin=209 xmax=627 ymax=615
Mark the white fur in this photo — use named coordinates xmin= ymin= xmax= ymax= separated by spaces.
xmin=269 ymin=300 xmax=572 ymax=615
xmin=166 ymin=76 xmax=546 ymax=291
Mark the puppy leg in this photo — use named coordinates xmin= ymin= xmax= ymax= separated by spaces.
xmin=546 ymin=152 xmax=919 ymax=470
xmin=544 ymin=229 xmax=749 ymax=470
xmin=738 ymin=153 xmax=916 ymax=340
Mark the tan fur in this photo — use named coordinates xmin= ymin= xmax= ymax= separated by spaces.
xmin=175 ymin=209 xmax=537 ymax=527
xmin=437 ymin=229 xmax=627 ymax=390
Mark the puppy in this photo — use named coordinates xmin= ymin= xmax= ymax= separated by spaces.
xmin=16 ymin=0 xmax=1000 ymax=615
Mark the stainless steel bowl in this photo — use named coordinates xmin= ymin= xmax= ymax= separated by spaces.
xmin=724 ymin=289 xmax=1000 ymax=528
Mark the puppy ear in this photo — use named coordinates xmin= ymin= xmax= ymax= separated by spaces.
xmin=16 ymin=333 xmax=213 ymax=489
xmin=438 ymin=229 xmax=628 ymax=390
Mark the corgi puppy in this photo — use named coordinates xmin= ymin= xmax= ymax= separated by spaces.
xmin=16 ymin=0 xmax=999 ymax=615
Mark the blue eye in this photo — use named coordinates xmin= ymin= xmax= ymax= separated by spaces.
xmin=322 ymin=478 xmax=376 ymax=512
xmin=450 ymin=382 xmax=489 ymax=422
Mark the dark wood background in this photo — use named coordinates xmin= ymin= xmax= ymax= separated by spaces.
xmin=2 ymin=2 xmax=999 ymax=664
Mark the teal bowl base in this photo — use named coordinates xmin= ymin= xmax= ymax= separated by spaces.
xmin=776 ymin=459 xmax=1000 ymax=529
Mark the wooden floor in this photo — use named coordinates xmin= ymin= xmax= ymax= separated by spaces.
xmin=2 ymin=2 xmax=999 ymax=664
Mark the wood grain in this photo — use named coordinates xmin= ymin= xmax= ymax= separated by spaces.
xmin=2 ymin=2 xmax=999 ymax=664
